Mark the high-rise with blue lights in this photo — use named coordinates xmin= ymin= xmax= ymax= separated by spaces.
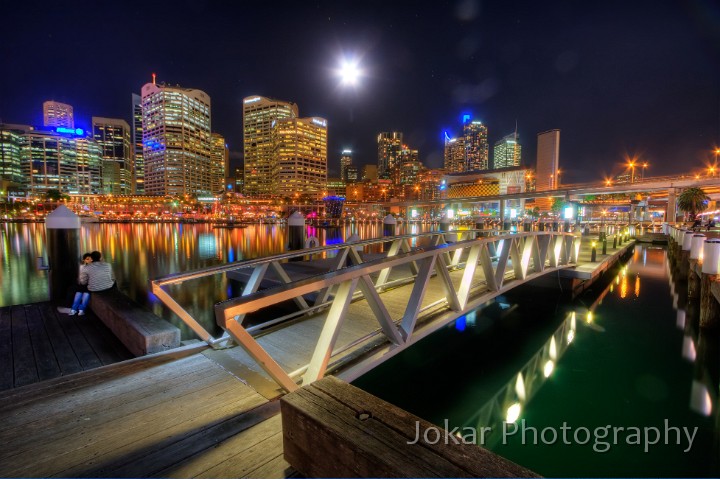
xmin=243 ymin=96 xmax=298 ymax=197
xmin=463 ymin=119 xmax=489 ymax=171
xmin=141 ymin=82 xmax=212 ymax=196
xmin=43 ymin=101 xmax=74 ymax=129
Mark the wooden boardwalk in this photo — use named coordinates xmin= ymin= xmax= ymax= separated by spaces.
xmin=0 ymin=344 xmax=292 ymax=478
xmin=0 ymin=236 xmax=636 ymax=478
xmin=0 ymin=302 xmax=133 ymax=391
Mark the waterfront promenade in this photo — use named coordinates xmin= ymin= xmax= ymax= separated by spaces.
xmin=0 ymin=234 xmax=635 ymax=477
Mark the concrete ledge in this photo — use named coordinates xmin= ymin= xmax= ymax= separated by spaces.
xmin=281 ymin=376 xmax=539 ymax=478
xmin=90 ymin=289 xmax=181 ymax=357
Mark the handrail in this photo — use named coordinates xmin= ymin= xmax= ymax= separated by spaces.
xmin=152 ymin=230 xmax=580 ymax=394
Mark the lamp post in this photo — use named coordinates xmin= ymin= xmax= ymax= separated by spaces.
xmin=628 ymin=161 xmax=636 ymax=183
xmin=642 ymin=162 xmax=648 ymax=180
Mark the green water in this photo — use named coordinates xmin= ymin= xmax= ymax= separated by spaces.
xmin=353 ymin=245 xmax=719 ymax=477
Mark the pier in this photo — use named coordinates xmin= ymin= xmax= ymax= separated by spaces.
xmin=0 ymin=228 xmax=642 ymax=477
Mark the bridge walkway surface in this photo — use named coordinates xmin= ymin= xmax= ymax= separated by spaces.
xmin=0 ymin=232 xmax=636 ymax=478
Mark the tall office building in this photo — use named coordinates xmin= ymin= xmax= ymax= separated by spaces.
xmin=536 ymin=129 xmax=560 ymax=191
xmin=272 ymin=117 xmax=327 ymax=197
xmin=444 ymin=134 xmax=465 ymax=173
xmin=243 ymin=95 xmax=298 ymax=196
xmin=43 ymin=101 xmax=74 ymax=129
xmin=0 ymin=125 xmax=25 ymax=186
xmin=22 ymin=128 xmax=79 ymax=194
xmin=493 ymin=132 xmax=522 ymax=169
xmin=131 ymin=94 xmax=144 ymax=194
xmin=141 ymin=81 xmax=212 ymax=196
xmin=75 ymin=137 xmax=104 ymax=194
xmin=464 ymin=120 xmax=489 ymax=171
xmin=92 ymin=117 xmax=133 ymax=195
xmin=210 ymin=133 xmax=229 ymax=194
xmin=394 ymin=146 xmax=420 ymax=186
xmin=340 ymin=150 xmax=352 ymax=182
xmin=362 ymin=164 xmax=378 ymax=182
xmin=377 ymin=132 xmax=403 ymax=179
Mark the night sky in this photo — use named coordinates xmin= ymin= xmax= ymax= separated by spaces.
xmin=1 ymin=0 xmax=719 ymax=183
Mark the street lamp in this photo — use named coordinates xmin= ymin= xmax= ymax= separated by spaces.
xmin=641 ymin=162 xmax=648 ymax=180
xmin=628 ymin=161 xmax=636 ymax=183
xmin=709 ymin=166 xmax=716 ymax=178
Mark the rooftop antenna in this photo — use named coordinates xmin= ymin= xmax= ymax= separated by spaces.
xmin=152 ymin=73 xmax=156 ymax=85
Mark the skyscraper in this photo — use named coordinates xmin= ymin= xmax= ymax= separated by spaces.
xmin=536 ymin=129 xmax=560 ymax=191
xmin=243 ymin=96 xmax=298 ymax=196
xmin=21 ymin=128 xmax=79 ymax=194
xmin=131 ymin=93 xmax=144 ymax=194
xmin=377 ymin=132 xmax=403 ymax=179
xmin=464 ymin=120 xmax=489 ymax=171
xmin=75 ymin=137 xmax=103 ymax=195
xmin=444 ymin=134 xmax=465 ymax=173
xmin=141 ymin=81 xmax=212 ymax=196
xmin=493 ymin=132 xmax=522 ymax=169
xmin=43 ymin=101 xmax=74 ymax=129
xmin=340 ymin=150 xmax=352 ymax=182
xmin=0 ymin=125 xmax=24 ymax=187
xmin=92 ymin=117 xmax=133 ymax=195
xmin=210 ymin=133 xmax=229 ymax=194
xmin=272 ymin=117 xmax=327 ymax=197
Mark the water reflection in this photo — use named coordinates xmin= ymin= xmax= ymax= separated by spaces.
xmin=1 ymin=221 xmax=433 ymax=338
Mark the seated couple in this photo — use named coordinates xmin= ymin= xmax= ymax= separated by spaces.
xmin=69 ymin=250 xmax=116 ymax=316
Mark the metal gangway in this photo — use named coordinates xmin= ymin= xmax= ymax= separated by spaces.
xmin=151 ymin=230 xmax=581 ymax=393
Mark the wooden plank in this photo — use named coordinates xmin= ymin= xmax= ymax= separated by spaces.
xmin=116 ymin=401 xmax=281 ymax=478
xmin=36 ymin=302 xmax=84 ymax=377
xmin=0 ymin=354 xmax=222 ymax=444
xmin=281 ymin=376 xmax=539 ymax=478
xmin=11 ymin=306 xmax=38 ymax=388
xmin=0 ymin=342 xmax=207 ymax=411
xmin=1 ymin=372 xmax=257 ymax=477
xmin=72 ymin=307 xmax=131 ymax=365
xmin=243 ymin=450 xmax=295 ymax=479
xmin=49 ymin=383 xmax=267 ymax=478
xmin=199 ymin=425 xmax=286 ymax=478
xmin=24 ymin=304 xmax=61 ymax=382
xmin=0 ymin=307 xmax=13 ymax=390
xmin=53 ymin=305 xmax=103 ymax=370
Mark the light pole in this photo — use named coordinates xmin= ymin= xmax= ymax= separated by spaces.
xmin=642 ymin=162 xmax=648 ymax=180
xmin=628 ymin=161 xmax=636 ymax=183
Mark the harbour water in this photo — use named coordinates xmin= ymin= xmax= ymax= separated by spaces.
xmin=0 ymin=221 xmax=422 ymax=338
xmin=354 ymin=244 xmax=719 ymax=477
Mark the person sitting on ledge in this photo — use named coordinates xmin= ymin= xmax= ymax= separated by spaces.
xmin=69 ymin=253 xmax=93 ymax=316
xmin=80 ymin=250 xmax=116 ymax=294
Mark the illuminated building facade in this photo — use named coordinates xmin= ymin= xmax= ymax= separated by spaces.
xmin=536 ymin=129 xmax=560 ymax=191
xmin=493 ymin=132 xmax=522 ymax=169
xmin=444 ymin=135 xmax=465 ymax=173
xmin=92 ymin=117 xmax=133 ymax=195
xmin=243 ymin=96 xmax=298 ymax=196
xmin=346 ymin=165 xmax=359 ymax=183
xmin=22 ymin=129 xmax=79 ymax=194
xmin=211 ymin=133 xmax=229 ymax=194
xmin=463 ymin=120 xmax=489 ymax=171
xmin=377 ymin=132 xmax=402 ymax=179
xmin=131 ymin=94 xmax=144 ymax=194
xmin=141 ymin=82 xmax=212 ymax=196
xmin=75 ymin=138 xmax=103 ymax=194
xmin=43 ymin=101 xmax=74 ymax=129
xmin=340 ymin=150 xmax=352 ymax=182
xmin=272 ymin=117 xmax=327 ymax=197
xmin=0 ymin=126 xmax=24 ymax=186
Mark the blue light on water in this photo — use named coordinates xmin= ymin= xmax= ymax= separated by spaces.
xmin=455 ymin=316 xmax=467 ymax=332
xmin=228 ymin=247 xmax=235 ymax=263
xmin=326 ymin=236 xmax=344 ymax=245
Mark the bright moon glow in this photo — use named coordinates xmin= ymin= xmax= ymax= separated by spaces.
xmin=339 ymin=60 xmax=361 ymax=85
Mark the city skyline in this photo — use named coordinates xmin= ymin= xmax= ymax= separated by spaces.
xmin=1 ymin=1 xmax=719 ymax=183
